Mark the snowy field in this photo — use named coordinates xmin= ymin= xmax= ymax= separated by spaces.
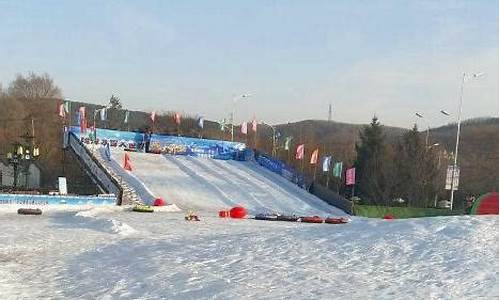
xmin=0 ymin=205 xmax=497 ymax=299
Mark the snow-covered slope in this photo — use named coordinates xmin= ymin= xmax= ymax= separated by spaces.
xmin=104 ymin=149 xmax=344 ymax=216
xmin=0 ymin=206 xmax=497 ymax=299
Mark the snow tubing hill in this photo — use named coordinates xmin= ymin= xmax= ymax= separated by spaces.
xmin=470 ymin=192 xmax=499 ymax=215
xmin=102 ymin=148 xmax=346 ymax=216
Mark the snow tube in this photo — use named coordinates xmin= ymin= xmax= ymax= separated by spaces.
xmin=132 ymin=205 xmax=154 ymax=213
xmin=470 ymin=192 xmax=499 ymax=215
xmin=325 ymin=217 xmax=349 ymax=224
xmin=17 ymin=208 xmax=42 ymax=215
xmin=153 ymin=198 xmax=166 ymax=206
xmin=219 ymin=210 xmax=230 ymax=218
xmin=277 ymin=215 xmax=300 ymax=222
xmin=300 ymin=216 xmax=324 ymax=223
xmin=230 ymin=206 xmax=247 ymax=219
xmin=383 ymin=215 xmax=395 ymax=220
xmin=254 ymin=214 xmax=278 ymax=221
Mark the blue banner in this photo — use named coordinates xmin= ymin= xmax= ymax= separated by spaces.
xmin=150 ymin=134 xmax=245 ymax=158
xmin=69 ymin=126 xmax=247 ymax=159
xmin=0 ymin=194 xmax=116 ymax=205
xmin=255 ymin=153 xmax=306 ymax=188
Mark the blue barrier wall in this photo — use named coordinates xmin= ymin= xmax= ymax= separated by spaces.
xmin=70 ymin=126 xmax=246 ymax=159
xmin=0 ymin=194 xmax=116 ymax=205
xmin=255 ymin=152 xmax=306 ymax=188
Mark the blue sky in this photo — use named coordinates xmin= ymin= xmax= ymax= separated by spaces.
xmin=0 ymin=0 xmax=497 ymax=128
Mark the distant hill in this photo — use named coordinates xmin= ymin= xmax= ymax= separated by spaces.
xmin=271 ymin=118 xmax=498 ymax=196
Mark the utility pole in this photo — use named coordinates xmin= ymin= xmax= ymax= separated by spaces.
xmin=328 ymin=103 xmax=332 ymax=122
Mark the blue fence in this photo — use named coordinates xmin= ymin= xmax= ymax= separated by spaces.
xmin=69 ymin=126 xmax=246 ymax=159
xmin=0 ymin=194 xmax=116 ymax=205
xmin=255 ymin=152 xmax=306 ymax=188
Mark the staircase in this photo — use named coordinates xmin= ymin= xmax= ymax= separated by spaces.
xmin=89 ymin=147 xmax=143 ymax=205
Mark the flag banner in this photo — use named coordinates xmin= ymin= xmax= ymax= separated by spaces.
xmin=346 ymin=167 xmax=356 ymax=185
xmin=58 ymin=103 xmax=66 ymax=118
xmin=218 ymin=119 xmax=227 ymax=131
xmin=79 ymin=106 xmax=86 ymax=119
xmin=296 ymin=144 xmax=304 ymax=160
xmin=78 ymin=107 xmax=86 ymax=133
xmin=252 ymin=118 xmax=257 ymax=132
xmin=174 ymin=112 xmax=181 ymax=125
xmin=284 ymin=136 xmax=293 ymax=150
xmin=151 ymin=111 xmax=156 ymax=123
xmin=124 ymin=110 xmax=130 ymax=123
xmin=70 ymin=126 xmax=245 ymax=157
xmin=445 ymin=165 xmax=460 ymax=190
xmin=64 ymin=101 xmax=70 ymax=114
xmin=241 ymin=122 xmax=248 ymax=134
xmin=333 ymin=161 xmax=343 ymax=178
xmin=197 ymin=116 xmax=204 ymax=129
xmin=322 ymin=156 xmax=331 ymax=172
xmin=310 ymin=148 xmax=319 ymax=164
xmin=100 ymin=108 xmax=107 ymax=121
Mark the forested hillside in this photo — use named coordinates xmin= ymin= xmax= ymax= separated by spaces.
xmin=0 ymin=73 xmax=497 ymax=203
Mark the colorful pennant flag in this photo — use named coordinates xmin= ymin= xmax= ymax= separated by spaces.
xmin=100 ymin=108 xmax=107 ymax=121
xmin=197 ymin=116 xmax=204 ymax=129
xmin=241 ymin=122 xmax=248 ymax=135
xmin=218 ymin=118 xmax=227 ymax=131
xmin=58 ymin=103 xmax=66 ymax=118
xmin=322 ymin=156 xmax=332 ymax=172
xmin=79 ymin=106 xmax=86 ymax=133
xmin=346 ymin=167 xmax=356 ymax=185
xmin=296 ymin=144 xmax=304 ymax=160
xmin=310 ymin=148 xmax=319 ymax=165
xmin=124 ymin=110 xmax=130 ymax=123
xmin=284 ymin=136 xmax=293 ymax=150
xmin=174 ymin=112 xmax=181 ymax=125
xmin=64 ymin=101 xmax=70 ymax=114
xmin=333 ymin=161 xmax=343 ymax=178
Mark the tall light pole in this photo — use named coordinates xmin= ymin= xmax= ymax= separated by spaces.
xmin=260 ymin=121 xmax=278 ymax=156
xmin=415 ymin=112 xmax=431 ymax=147
xmin=446 ymin=72 xmax=484 ymax=210
xmin=231 ymin=94 xmax=252 ymax=142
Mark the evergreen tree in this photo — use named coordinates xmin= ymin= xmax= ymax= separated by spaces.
xmin=106 ymin=94 xmax=124 ymax=130
xmin=354 ymin=116 xmax=392 ymax=204
xmin=395 ymin=124 xmax=440 ymax=207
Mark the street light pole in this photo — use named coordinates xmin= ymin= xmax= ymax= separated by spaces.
xmin=260 ymin=122 xmax=277 ymax=156
xmin=448 ymin=72 xmax=484 ymax=210
xmin=415 ymin=113 xmax=430 ymax=147
xmin=231 ymin=94 xmax=251 ymax=142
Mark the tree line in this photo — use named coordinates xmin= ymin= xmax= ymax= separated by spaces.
xmin=1 ymin=72 xmax=497 ymax=205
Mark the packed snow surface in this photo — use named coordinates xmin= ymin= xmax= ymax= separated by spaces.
xmin=104 ymin=149 xmax=344 ymax=216
xmin=0 ymin=205 xmax=497 ymax=299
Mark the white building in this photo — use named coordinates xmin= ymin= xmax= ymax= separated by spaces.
xmin=0 ymin=160 xmax=41 ymax=188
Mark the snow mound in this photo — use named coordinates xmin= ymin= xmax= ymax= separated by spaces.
xmin=75 ymin=207 xmax=137 ymax=236
xmin=110 ymin=219 xmax=138 ymax=236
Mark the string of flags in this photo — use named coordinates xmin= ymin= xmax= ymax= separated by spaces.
xmin=59 ymin=102 xmax=351 ymax=183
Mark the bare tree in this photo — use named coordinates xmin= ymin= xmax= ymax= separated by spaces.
xmin=7 ymin=72 xmax=62 ymax=100
xmin=0 ymin=83 xmax=6 ymax=98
